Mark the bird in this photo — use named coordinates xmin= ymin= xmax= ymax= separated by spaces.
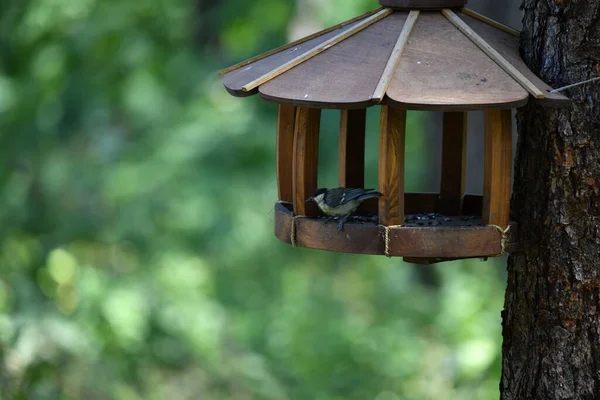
xmin=306 ymin=187 xmax=382 ymax=231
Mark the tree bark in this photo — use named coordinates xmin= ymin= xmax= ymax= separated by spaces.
xmin=501 ymin=1 xmax=600 ymax=399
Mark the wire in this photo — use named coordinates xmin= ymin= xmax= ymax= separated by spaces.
xmin=549 ymin=76 xmax=600 ymax=93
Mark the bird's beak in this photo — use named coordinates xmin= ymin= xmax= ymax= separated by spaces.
xmin=306 ymin=196 xmax=314 ymax=203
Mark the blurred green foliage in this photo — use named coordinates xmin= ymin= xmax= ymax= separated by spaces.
xmin=0 ymin=0 xmax=507 ymax=398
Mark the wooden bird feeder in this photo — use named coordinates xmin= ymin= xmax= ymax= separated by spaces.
xmin=218 ymin=0 xmax=569 ymax=263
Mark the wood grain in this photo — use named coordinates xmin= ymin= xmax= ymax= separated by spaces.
xmin=275 ymin=203 xmax=384 ymax=254
xmin=387 ymin=226 xmax=501 ymax=257
xmin=218 ymin=7 xmax=383 ymax=75
xmin=386 ymin=12 xmax=529 ymax=111
xmin=379 ymin=105 xmax=407 ymax=226
xmin=277 ymin=105 xmax=296 ymax=202
xmin=242 ymin=9 xmax=393 ymax=92
xmin=222 ymin=19 xmax=364 ymax=97
xmin=293 ymin=108 xmax=321 ymax=216
xmin=438 ymin=112 xmax=467 ymax=215
xmin=339 ymin=109 xmax=367 ymax=188
xmin=273 ymin=202 xmax=520 ymax=257
xmin=372 ymin=10 xmax=420 ymax=102
xmin=442 ymin=9 xmax=545 ymax=99
xmin=482 ymin=109 xmax=512 ymax=227
xmin=456 ymin=11 xmax=570 ymax=107
xmin=260 ymin=12 xmax=409 ymax=109
xmin=380 ymin=0 xmax=466 ymax=9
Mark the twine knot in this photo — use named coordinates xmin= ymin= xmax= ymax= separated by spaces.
xmin=290 ymin=215 xmax=305 ymax=247
xmin=491 ymin=225 xmax=511 ymax=256
xmin=381 ymin=224 xmax=402 ymax=257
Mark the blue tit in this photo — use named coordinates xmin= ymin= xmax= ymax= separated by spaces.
xmin=306 ymin=187 xmax=382 ymax=231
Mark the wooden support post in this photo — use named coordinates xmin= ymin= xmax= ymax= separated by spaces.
xmin=482 ymin=109 xmax=512 ymax=227
xmin=339 ymin=109 xmax=367 ymax=188
xmin=438 ymin=111 xmax=468 ymax=215
xmin=293 ymin=107 xmax=321 ymax=216
xmin=379 ymin=105 xmax=407 ymax=226
xmin=277 ymin=105 xmax=296 ymax=202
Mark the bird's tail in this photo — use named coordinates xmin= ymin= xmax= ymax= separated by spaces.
xmin=358 ymin=191 xmax=383 ymax=200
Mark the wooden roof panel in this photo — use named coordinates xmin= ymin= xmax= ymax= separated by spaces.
xmin=456 ymin=11 xmax=570 ymax=107
xmin=222 ymin=18 xmax=365 ymax=97
xmin=259 ymin=12 xmax=410 ymax=109
xmin=386 ymin=12 xmax=529 ymax=111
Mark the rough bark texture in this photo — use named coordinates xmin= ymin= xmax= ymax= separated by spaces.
xmin=501 ymin=1 xmax=600 ymax=399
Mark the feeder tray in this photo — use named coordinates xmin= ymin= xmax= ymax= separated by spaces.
xmin=218 ymin=0 xmax=569 ymax=263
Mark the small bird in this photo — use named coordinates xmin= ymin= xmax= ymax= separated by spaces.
xmin=306 ymin=187 xmax=382 ymax=231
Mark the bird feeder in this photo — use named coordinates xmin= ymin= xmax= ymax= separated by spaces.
xmin=218 ymin=0 xmax=569 ymax=263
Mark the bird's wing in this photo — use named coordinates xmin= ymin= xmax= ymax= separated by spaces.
xmin=336 ymin=188 xmax=377 ymax=205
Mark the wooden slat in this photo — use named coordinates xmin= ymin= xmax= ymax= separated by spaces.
xmin=222 ymin=19 xmax=366 ymax=97
xmin=403 ymin=256 xmax=470 ymax=265
xmin=260 ymin=12 xmax=409 ymax=110
xmin=438 ymin=112 xmax=467 ymax=215
xmin=339 ymin=109 xmax=367 ymax=188
xmin=442 ymin=9 xmax=545 ymax=99
xmin=218 ymin=8 xmax=383 ymax=76
xmin=379 ymin=105 xmax=407 ymax=226
xmin=277 ymin=105 xmax=296 ymax=202
xmin=388 ymin=225 xmax=501 ymax=257
xmin=372 ymin=10 xmax=420 ymax=102
xmin=386 ymin=12 xmax=529 ymax=111
xmin=274 ymin=202 xmax=519 ymax=257
xmin=293 ymin=108 xmax=321 ymax=216
xmin=242 ymin=9 xmax=393 ymax=93
xmin=461 ymin=8 xmax=520 ymax=38
xmin=456 ymin=12 xmax=570 ymax=107
xmin=482 ymin=109 xmax=512 ymax=227
xmin=274 ymin=203 xmax=384 ymax=254
xmin=380 ymin=0 xmax=466 ymax=8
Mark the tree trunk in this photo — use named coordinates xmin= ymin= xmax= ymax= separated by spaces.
xmin=501 ymin=1 xmax=600 ymax=399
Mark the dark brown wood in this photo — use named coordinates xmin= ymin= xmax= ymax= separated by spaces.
xmin=482 ymin=109 xmax=512 ymax=227
xmin=438 ymin=112 xmax=467 ymax=214
xmin=363 ymin=192 xmax=478 ymax=215
xmin=403 ymin=256 xmax=480 ymax=265
xmin=387 ymin=225 xmax=500 ymax=257
xmin=222 ymin=19 xmax=365 ymax=97
xmin=277 ymin=105 xmax=296 ymax=202
xmin=386 ymin=12 xmax=529 ymax=111
xmin=274 ymin=202 xmax=519 ymax=257
xmin=380 ymin=0 xmax=466 ymax=9
xmin=275 ymin=202 xmax=385 ymax=254
xmin=462 ymin=194 xmax=483 ymax=215
xmin=292 ymin=108 xmax=321 ymax=216
xmin=244 ymin=9 xmax=393 ymax=93
xmin=405 ymin=193 xmax=437 ymax=214
xmin=218 ymin=7 xmax=383 ymax=76
xmin=379 ymin=105 xmax=407 ymax=226
xmin=339 ymin=109 xmax=367 ymax=188
xmin=260 ymin=12 xmax=408 ymax=109
xmin=502 ymin=2 xmax=600 ymax=398
xmin=456 ymin=12 xmax=570 ymax=108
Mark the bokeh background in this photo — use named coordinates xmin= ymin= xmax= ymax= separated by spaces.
xmin=0 ymin=0 xmax=522 ymax=398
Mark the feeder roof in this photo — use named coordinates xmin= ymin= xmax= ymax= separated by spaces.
xmin=219 ymin=7 xmax=569 ymax=111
